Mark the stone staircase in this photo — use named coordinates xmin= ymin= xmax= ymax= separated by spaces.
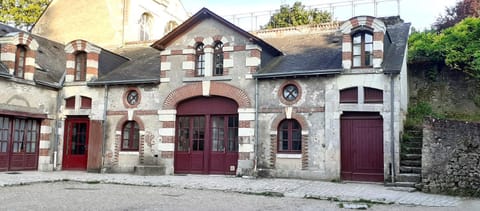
xmin=395 ymin=127 xmax=423 ymax=187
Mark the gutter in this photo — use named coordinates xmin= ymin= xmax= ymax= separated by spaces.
xmin=87 ymin=78 xmax=160 ymax=86
xmin=253 ymin=69 xmax=342 ymax=79
xmin=101 ymin=84 xmax=109 ymax=173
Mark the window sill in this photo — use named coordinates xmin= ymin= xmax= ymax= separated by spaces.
xmin=183 ymin=75 xmax=232 ymax=82
xmin=119 ymin=151 xmax=139 ymax=155
xmin=276 ymin=154 xmax=302 ymax=159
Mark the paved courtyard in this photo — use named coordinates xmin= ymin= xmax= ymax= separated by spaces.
xmin=0 ymin=171 xmax=479 ymax=210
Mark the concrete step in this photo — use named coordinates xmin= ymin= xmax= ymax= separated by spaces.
xmin=396 ymin=173 xmax=421 ymax=183
xmin=400 ymin=160 xmax=421 ymax=167
xmin=134 ymin=165 xmax=166 ymax=176
xmin=389 ymin=181 xmax=418 ymax=188
xmin=401 ymin=154 xmax=422 ymax=160
xmin=399 ymin=166 xmax=421 ymax=174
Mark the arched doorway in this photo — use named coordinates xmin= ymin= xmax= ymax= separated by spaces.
xmin=174 ymin=96 xmax=239 ymax=174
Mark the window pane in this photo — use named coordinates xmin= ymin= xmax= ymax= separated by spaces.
xmin=365 ymin=43 xmax=373 ymax=52
xmin=353 ymin=34 xmax=361 ymax=43
xmin=365 ymin=51 xmax=372 ymax=66
xmin=353 ymin=56 xmax=361 ymax=67
xmin=353 ymin=45 xmax=361 ymax=55
xmin=365 ymin=33 xmax=373 ymax=43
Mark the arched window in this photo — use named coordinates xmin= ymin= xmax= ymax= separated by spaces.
xmin=278 ymin=119 xmax=301 ymax=153
xmin=213 ymin=41 xmax=224 ymax=76
xmin=74 ymin=51 xmax=87 ymax=81
xmin=140 ymin=13 xmax=152 ymax=41
xmin=164 ymin=20 xmax=178 ymax=34
xmin=121 ymin=121 xmax=139 ymax=151
xmin=14 ymin=45 xmax=27 ymax=78
xmin=195 ymin=43 xmax=205 ymax=77
xmin=339 ymin=87 xmax=358 ymax=103
xmin=352 ymin=31 xmax=373 ymax=67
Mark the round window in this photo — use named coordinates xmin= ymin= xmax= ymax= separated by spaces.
xmin=126 ymin=90 xmax=139 ymax=105
xmin=282 ymin=84 xmax=298 ymax=101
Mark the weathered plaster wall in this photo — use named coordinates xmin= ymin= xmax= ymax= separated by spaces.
xmin=422 ymin=117 xmax=480 ymax=197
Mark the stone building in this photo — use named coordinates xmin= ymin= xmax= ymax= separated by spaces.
xmin=0 ymin=8 xmax=410 ymax=183
xmin=32 ymin=0 xmax=189 ymax=49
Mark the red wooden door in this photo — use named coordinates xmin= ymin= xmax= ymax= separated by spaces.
xmin=0 ymin=116 xmax=40 ymax=171
xmin=174 ymin=97 xmax=239 ymax=175
xmin=341 ymin=112 xmax=384 ymax=182
xmin=63 ymin=117 xmax=89 ymax=170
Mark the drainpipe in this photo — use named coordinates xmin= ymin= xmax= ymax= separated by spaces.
xmin=390 ymin=73 xmax=396 ymax=183
xmin=254 ymin=77 xmax=259 ymax=173
xmin=53 ymin=87 xmax=62 ymax=171
xmin=101 ymin=84 xmax=109 ymax=172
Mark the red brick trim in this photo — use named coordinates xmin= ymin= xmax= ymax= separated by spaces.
xmin=270 ymin=113 xmax=308 ymax=133
xmin=122 ymin=87 xmax=142 ymax=108
xmin=39 ymin=149 xmax=49 ymax=156
xmin=161 ymin=136 xmax=174 ymax=143
xmin=239 ymin=152 xmax=250 ymax=160
xmin=134 ymin=110 xmax=157 ymax=115
xmin=234 ymin=45 xmax=246 ymax=51
xmin=161 ymin=151 xmax=173 ymax=159
xmin=115 ymin=115 xmax=146 ymax=131
xmin=259 ymin=107 xmax=325 ymax=113
xmin=171 ymin=50 xmax=183 ymax=55
xmin=107 ymin=111 xmax=128 ymax=116
xmin=162 ymin=82 xmax=251 ymax=109
xmin=278 ymin=80 xmax=302 ymax=105
xmin=162 ymin=121 xmax=175 ymax=128
xmin=342 ymin=52 xmax=352 ymax=60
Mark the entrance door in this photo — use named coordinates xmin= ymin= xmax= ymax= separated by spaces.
xmin=174 ymin=97 xmax=239 ymax=175
xmin=341 ymin=112 xmax=384 ymax=182
xmin=63 ymin=117 xmax=89 ymax=170
xmin=0 ymin=116 xmax=40 ymax=171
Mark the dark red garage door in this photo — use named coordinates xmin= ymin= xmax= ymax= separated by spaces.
xmin=0 ymin=116 xmax=40 ymax=171
xmin=341 ymin=112 xmax=384 ymax=182
xmin=174 ymin=96 xmax=239 ymax=175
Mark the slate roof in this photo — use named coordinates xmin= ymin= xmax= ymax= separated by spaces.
xmin=255 ymin=31 xmax=343 ymax=78
xmin=254 ymin=19 xmax=411 ymax=78
xmin=88 ymin=46 xmax=160 ymax=85
xmin=382 ymin=22 xmax=411 ymax=74
xmin=0 ymin=23 xmax=66 ymax=87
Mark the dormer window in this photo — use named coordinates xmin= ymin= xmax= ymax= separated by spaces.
xmin=213 ymin=41 xmax=224 ymax=76
xmin=195 ymin=43 xmax=205 ymax=77
xmin=14 ymin=45 xmax=27 ymax=78
xmin=74 ymin=51 xmax=87 ymax=81
xmin=352 ymin=31 xmax=373 ymax=68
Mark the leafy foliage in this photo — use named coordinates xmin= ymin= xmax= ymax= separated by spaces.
xmin=0 ymin=0 xmax=50 ymax=29
xmin=264 ymin=1 xmax=331 ymax=29
xmin=408 ymin=18 xmax=480 ymax=79
xmin=434 ymin=0 xmax=480 ymax=31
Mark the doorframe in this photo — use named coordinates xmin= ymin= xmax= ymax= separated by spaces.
xmin=62 ymin=116 xmax=90 ymax=170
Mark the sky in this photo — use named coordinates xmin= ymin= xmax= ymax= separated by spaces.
xmin=180 ymin=0 xmax=457 ymax=31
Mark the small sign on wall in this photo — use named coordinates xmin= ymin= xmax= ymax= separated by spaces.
xmin=230 ymin=165 xmax=236 ymax=171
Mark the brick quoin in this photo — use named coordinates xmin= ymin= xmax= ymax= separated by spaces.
xmin=374 ymin=32 xmax=384 ymax=41
xmin=160 ymin=70 xmax=166 ymax=78
xmin=161 ymin=55 xmax=168 ymax=62
xmin=342 ymin=52 xmax=352 ymax=60
xmin=39 ymin=149 xmax=49 ymax=156
xmin=373 ymin=50 xmax=383 ymax=58
xmin=161 ymin=136 xmax=174 ymax=143
xmin=223 ymin=52 xmax=230 ymax=59
xmin=186 ymin=54 xmax=195 ymax=61
xmin=194 ymin=37 xmax=204 ymax=43
xmin=350 ymin=19 xmax=359 ymax=27
xmin=40 ymin=133 xmax=50 ymax=141
xmin=250 ymin=49 xmax=261 ymax=58
xmin=239 ymin=120 xmax=250 ymax=128
xmin=115 ymin=115 xmax=145 ymax=131
xmin=213 ymin=35 xmax=222 ymax=41
xmin=162 ymin=121 xmax=175 ymax=128
xmin=233 ymin=45 xmax=246 ymax=51
xmin=343 ymin=34 xmax=351 ymax=43
xmin=87 ymin=53 xmax=99 ymax=60
xmin=161 ymin=151 xmax=173 ymax=159
xmin=239 ymin=152 xmax=250 ymax=160
xmin=171 ymin=50 xmax=183 ymax=55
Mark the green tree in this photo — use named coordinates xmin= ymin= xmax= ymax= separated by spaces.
xmin=264 ymin=1 xmax=331 ymax=29
xmin=408 ymin=18 xmax=480 ymax=79
xmin=0 ymin=0 xmax=50 ymax=29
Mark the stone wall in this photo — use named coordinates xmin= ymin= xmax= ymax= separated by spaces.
xmin=422 ymin=117 xmax=480 ymax=197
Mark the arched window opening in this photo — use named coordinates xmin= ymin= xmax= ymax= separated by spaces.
xmin=195 ymin=43 xmax=205 ymax=77
xmin=14 ymin=45 xmax=27 ymax=78
xmin=74 ymin=51 xmax=87 ymax=81
xmin=340 ymin=87 xmax=358 ymax=103
xmin=352 ymin=31 xmax=373 ymax=68
xmin=213 ymin=41 xmax=224 ymax=76
xmin=140 ymin=13 xmax=153 ymax=41
xmin=121 ymin=121 xmax=140 ymax=151
xmin=278 ymin=119 xmax=301 ymax=153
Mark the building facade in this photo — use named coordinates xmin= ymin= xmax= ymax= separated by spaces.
xmin=0 ymin=8 xmax=410 ymax=183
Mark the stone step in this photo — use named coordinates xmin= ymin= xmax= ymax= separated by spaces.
xmin=399 ymin=166 xmax=421 ymax=174
xmin=134 ymin=165 xmax=166 ymax=176
xmin=404 ymin=129 xmax=423 ymax=136
xmin=389 ymin=181 xmax=418 ymax=188
xmin=403 ymin=146 xmax=422 ymax=154
xmin=401 ymin=141 xmax=422 ymax=148
xmin=400 ymin=160 xmax=421 ymax=167
xmin=396 ymin=173 xmax=421 ymax=183
xmin=401 ymin=154 xmax=422 ymax=160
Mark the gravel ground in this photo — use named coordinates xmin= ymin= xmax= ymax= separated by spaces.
xmin=0 ymin=182 xmax=477 ymax=211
